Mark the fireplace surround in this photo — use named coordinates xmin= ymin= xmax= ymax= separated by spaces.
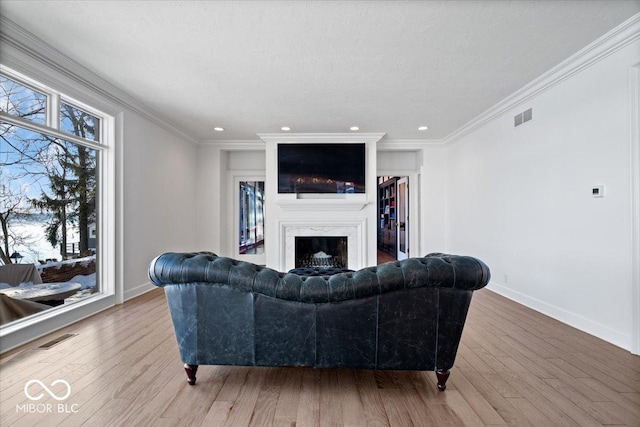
xmin=260 ymin=133 xmax=385 ymax=271
xmin=280 ymin=221 xmax=364 ymax=272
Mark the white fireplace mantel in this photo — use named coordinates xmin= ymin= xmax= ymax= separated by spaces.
xmin=276 ymin=198 xmax=370 ymax=211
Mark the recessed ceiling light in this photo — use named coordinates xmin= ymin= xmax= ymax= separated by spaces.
xmin=418 ymin=126 xmax=429 ymax=131
xmin=281 ymin=126 xmax=291 ymax=131
xmin=214 ymin=127 xmax=224 ymax=132
xmin=350 ymin=126 xmax=360 ymax=131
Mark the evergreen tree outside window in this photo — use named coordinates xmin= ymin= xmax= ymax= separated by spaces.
xmin=60 ymin=102 xmax=100 ymax=142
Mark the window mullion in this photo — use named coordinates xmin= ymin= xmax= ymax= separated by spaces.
xmin=0 ymin=111 xmax=107 ymax=151
xmin=48 ymin=92 xmax=60 ymax=129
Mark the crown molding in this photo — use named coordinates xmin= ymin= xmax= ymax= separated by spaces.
xmin=378 ymin=139 xmax=446 ymax=150
xmin=444 ymin=12 xmax=640 ymax=145
xmin=257 ymin=132 xmax=386 ymax=144
xmin=200 ymin=137 xmax=446 ymax=151
xmin=199 ymin=139 xmax=264 ymax=149
xmin=0 ymin=17 xmax=200 ymax=145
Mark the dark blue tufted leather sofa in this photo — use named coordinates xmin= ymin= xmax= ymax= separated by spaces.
xmin=149 ymin=252 xmax=490 ymax=390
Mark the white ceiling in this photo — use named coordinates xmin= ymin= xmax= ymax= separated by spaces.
xmin=1 ymin=1 xmax=639 ymax=142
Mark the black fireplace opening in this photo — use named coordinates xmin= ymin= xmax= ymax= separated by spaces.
xmin=295 ymin=236 xmax=348 ymax=268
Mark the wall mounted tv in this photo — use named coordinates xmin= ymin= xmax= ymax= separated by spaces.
xmin=278 ymin=143 xmax=366 ymax=194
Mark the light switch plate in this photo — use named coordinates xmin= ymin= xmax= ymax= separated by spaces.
xmin=592 ymin=185 xmax=604 ymax=198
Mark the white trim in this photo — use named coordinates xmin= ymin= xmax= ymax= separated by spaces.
xmin=99 ymin=111 xmax=117 ymax=302
xmin=487 ymin=283 xmax=629 ymax=351
xmin=115 ymin=112 xmax=125 ymax=304
xmin=124 ymin=282 xmax=155 ymax=301
xmin=377 ymin=172 xmax=421 ymax=260
xmin=258 ymin=132 xmax=386 ymax=144
xmin=201 ymin=138 xmax=444 ymax=149
xmin=630 ymin=64 xmax=640 ymax=355
xmin=0 ymin=61 xmax=118 ymax=354
xmin=0 ymin=112 xmax=107 ymax=151
xmin=276 ymin=198 xmax=369 ymax=212
xmin=445 ymin=12 xmax=640 ymax=145
xmin=200 ymin=139 xmax=266 ymax=147
xmin=395 ymin=177 xmax=409 ymax=260
xmin=377 ymin=139 xmax=446 ymax=149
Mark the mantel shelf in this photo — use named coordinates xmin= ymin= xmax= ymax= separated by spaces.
xmin=276 ymin=198 xmax=369 ymax=211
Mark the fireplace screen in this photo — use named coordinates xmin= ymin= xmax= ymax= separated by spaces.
xmin=295 ymin=237 xmax=348 ymax=269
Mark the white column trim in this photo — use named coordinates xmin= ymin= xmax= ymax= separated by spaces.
xmin=630 ymin=64 xmax=640 ymax=355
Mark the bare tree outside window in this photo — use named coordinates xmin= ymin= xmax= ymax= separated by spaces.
xmin=0 ymin=75 xmax=46 ymax=125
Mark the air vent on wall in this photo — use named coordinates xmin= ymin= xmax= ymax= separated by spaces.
xmin=514 ymin=108 xmax=533 ymax=127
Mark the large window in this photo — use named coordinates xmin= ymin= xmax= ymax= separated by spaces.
xmin=0 ymin=68 xmax=112 ymax=328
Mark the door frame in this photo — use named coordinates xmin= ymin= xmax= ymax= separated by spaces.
xmin=396 ymin=176 xmax=409 ymax=260
xmin=229 ymin=173 xmax=266 ymax=265
xmin=376 ymin=171 xmax=420 ymax=261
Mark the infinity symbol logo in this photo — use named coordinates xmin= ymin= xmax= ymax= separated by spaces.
xmin=24 ymin=379 xmax=71 ymax=401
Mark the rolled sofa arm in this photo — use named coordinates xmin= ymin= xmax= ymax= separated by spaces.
xmin=149 ymin=252 xmax=490 ymax=303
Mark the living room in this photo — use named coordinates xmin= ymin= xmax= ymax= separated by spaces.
xmin=1 ymin=1 xmax=639 ymax=425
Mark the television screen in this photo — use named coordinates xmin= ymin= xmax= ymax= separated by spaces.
xmin=278 ymin=143 xmax=366 ymax=194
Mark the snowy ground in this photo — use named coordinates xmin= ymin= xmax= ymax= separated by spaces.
xmin=4 ymin=215 xmax=80 ymax=264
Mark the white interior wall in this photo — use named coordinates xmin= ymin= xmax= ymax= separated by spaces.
xmin=122 ymin=115 xmax=198 ymax=298
xmin=445 ymin=38 xmax=640 ymax=351
xmin=196 ymin=145 xmax=224 ymax=255
xmin=377 ymin=150 xmax=418 ymax=170
xmin=227 ymin=150 xmax=266 ymax=171
xmin=196 ymin=147 xmax=268 ymax=257
xmin=419 ymin=145 xmax=449 ymax=255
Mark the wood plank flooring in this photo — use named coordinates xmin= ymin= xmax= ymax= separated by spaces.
xmin=377 ymin=250 xmax=397 ymax=265
xmin=1 ymin=288 xmax=638 ymax=426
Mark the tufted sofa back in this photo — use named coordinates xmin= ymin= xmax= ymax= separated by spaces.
xmin=149 ymin=252 xmax=490 ymax=303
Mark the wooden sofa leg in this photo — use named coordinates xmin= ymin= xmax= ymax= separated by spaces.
xmin=436 ymin=369 xmax=450 ymax=391
xmin=184 ymin=364 xmax=198 ymax=385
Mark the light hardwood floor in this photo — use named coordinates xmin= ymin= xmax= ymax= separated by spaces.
xmin=1 ymin=288 xmax=639 ymax=426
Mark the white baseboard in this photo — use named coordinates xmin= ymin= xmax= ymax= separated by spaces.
xmin=124 ymin=281 xmax=156 ymax=301
xmin=486 ymin=282 xmax=630 ymax=352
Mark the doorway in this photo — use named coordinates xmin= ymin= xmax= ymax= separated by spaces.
xmin=396 ymin=177 xmax=409 ymax=260
xmin=377 ymin=176 xmax=409 ymax=263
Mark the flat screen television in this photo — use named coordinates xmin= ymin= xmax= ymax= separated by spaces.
xmin=278 ymin=143 xmax=366 ymax=194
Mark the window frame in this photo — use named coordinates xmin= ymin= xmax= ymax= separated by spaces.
xmin=0 ymin=65 xmax=116 ymax=350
